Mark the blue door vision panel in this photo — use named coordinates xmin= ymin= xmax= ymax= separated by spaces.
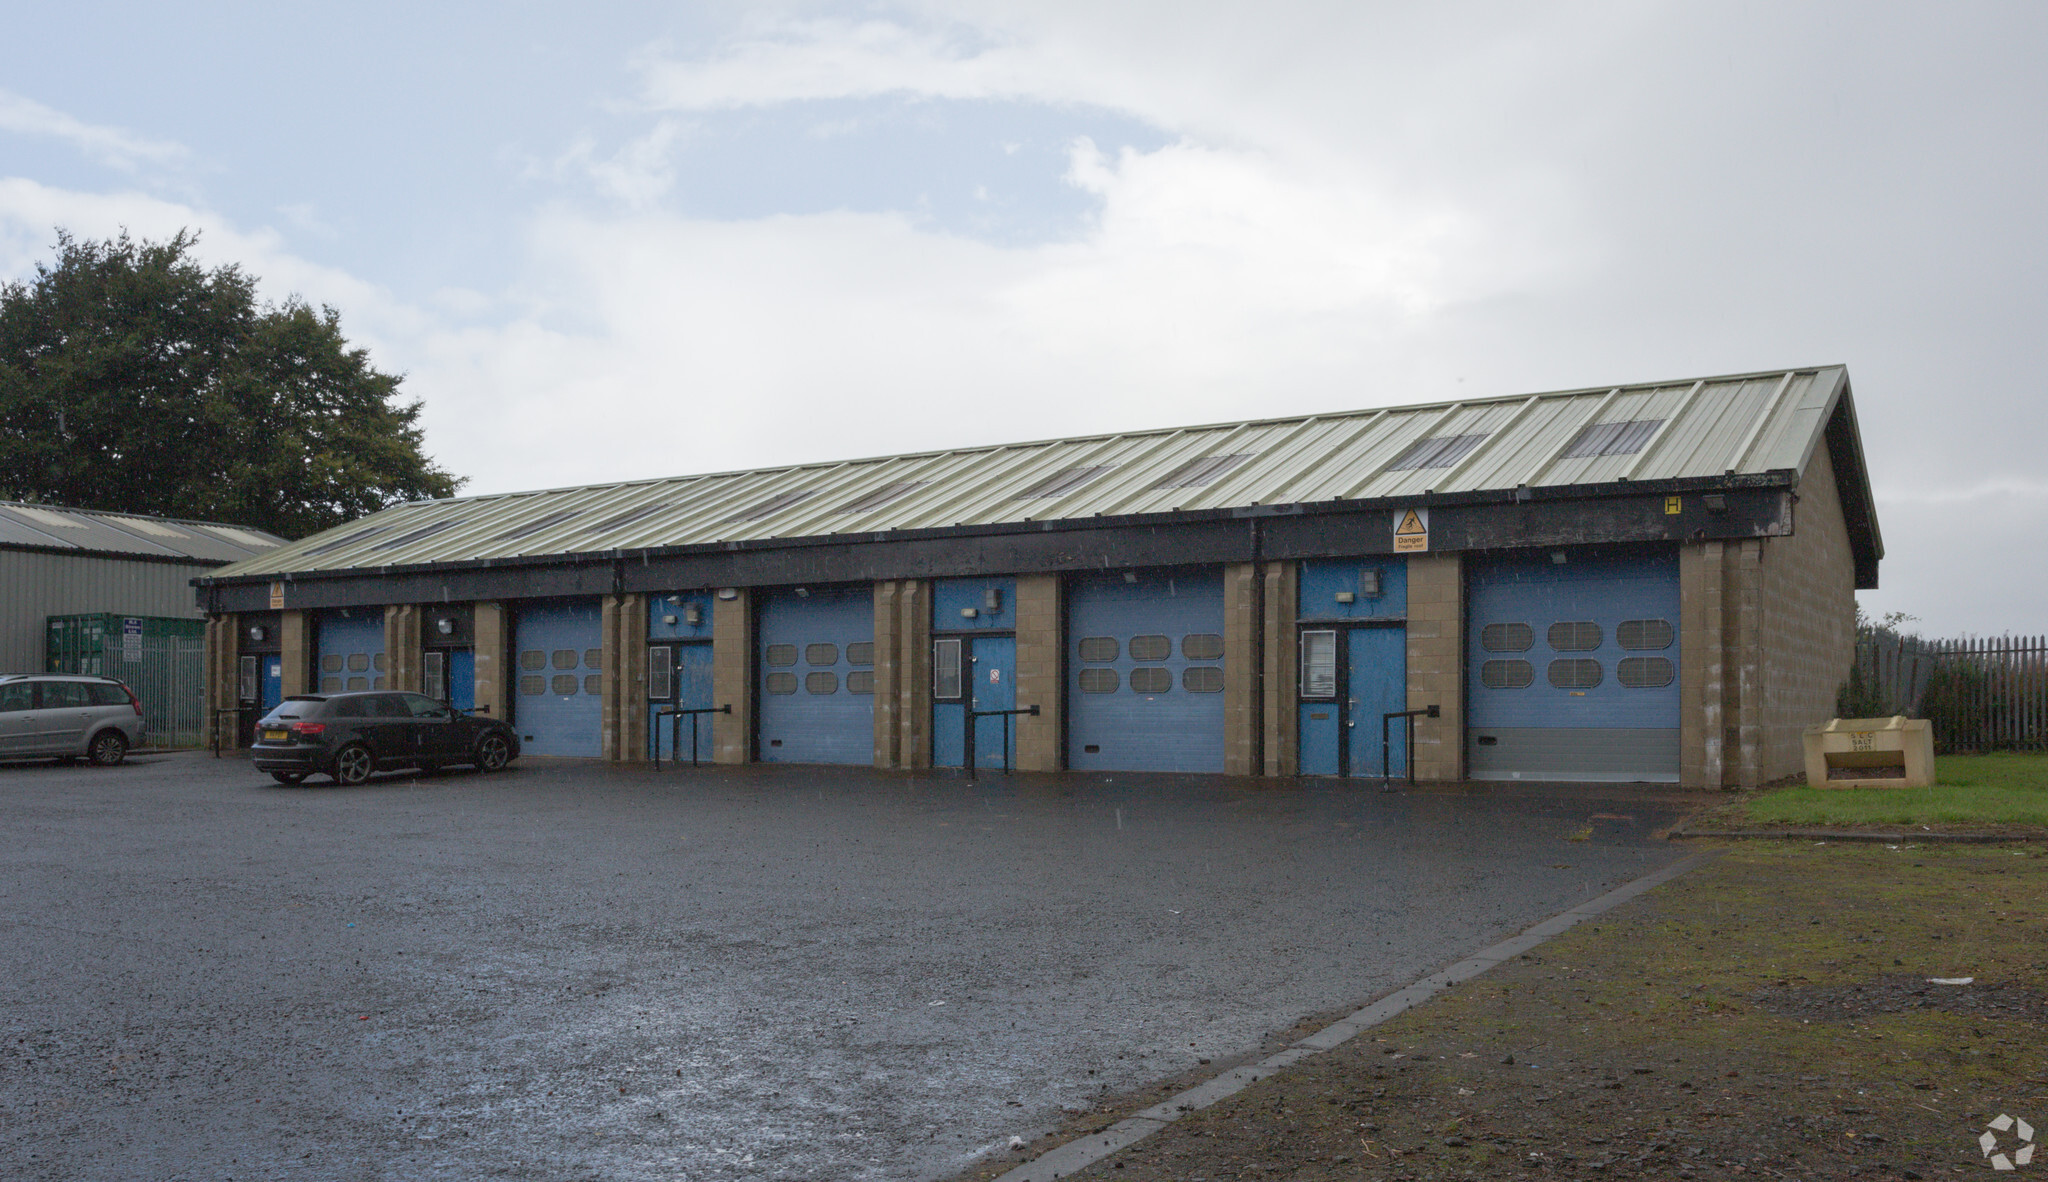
xmin=1067 ymin=569 xmax=1226 ymax=773
xmin=512 ymin=599 xmax=604 ymax=757
xmin=1466 ymin=550 xmax=1681 ymax=782
xmin=758 ymin=586 xmax=874 ymax=765
xmin=315 ymin=612 xmax=385 ymax=694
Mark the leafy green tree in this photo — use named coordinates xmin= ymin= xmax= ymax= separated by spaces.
xmin=0 ymin=229 xmax=462 ymax=538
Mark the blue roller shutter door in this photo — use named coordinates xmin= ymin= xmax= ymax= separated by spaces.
xmin=757 ymin=587 xmax=875 ymax=765
xmin=1067 ymin=569 xmax=1226 ymax=773
xmin=512 ymin=600 xmax=604 ymax=758
xmin=314 ymin=613 xmax=385 ymax=694
xmin=1466 ymin=550 xmax=1681 ymax=782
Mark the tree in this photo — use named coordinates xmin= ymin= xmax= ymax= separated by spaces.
xmin=0 ymin=229 xmax=463 ymax=538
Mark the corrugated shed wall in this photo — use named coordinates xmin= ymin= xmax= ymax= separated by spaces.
xmin=0 ymin=550 xmax=214 ymax=673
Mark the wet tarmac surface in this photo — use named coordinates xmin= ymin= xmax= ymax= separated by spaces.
xmin=1 ymin=752 xmax=1704 ymax=1180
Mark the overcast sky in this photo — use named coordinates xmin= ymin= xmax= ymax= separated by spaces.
xmin=2 ymin=2 xmax=2042 ymax=635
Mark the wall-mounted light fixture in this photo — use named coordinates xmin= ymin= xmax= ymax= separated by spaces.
xmin=666 ymin=594 xmax=683 ymax=605
xmin=716 ymin=588 xmax=738 ymax=601
xmin=1360 ymin=569 xmax=1381 ymax=598
xmin=1704 ymin=493 xmax=1728 ymax=513
xmin=960 ymin=607 xmax=979 ymax=619
xmin=1122 ymin=571 xmax=1139 ymax=584
xmin=682 ymin=604 xmax=702 ymax=626
xmin=247 ymin=625 xmax=267 ymax=642
xmin=1334 ymin=591 xmax=1356 ymax=604
xmin=1551 ymin=550 xmax=1568 ymax=564
xmin=794 ymin=587 xmax=809 ymax=598
xmin=983 ymin=588 xmax=1003 ymax=614
xmin=662 ymin=614 xmax=678 ymax=625
xmin=435 ymin=617 xmax=455 ymax=635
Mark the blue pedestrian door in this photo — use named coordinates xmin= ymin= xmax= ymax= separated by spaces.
xmin=933 ymin=635 xmax=1017 ymax=769
xmin=647 ymin=643 xmax=713 ymax=760
xmin=512 ymin=600 xmax=604 ymax=757
xmin=1296 ymin=626 xmax=1406 ymax=777
xmin=424 ymin=649 xmax=475 ymax=712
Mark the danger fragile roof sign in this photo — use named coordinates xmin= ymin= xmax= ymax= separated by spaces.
xmin=1393 ymin=507 xmax=1429 ymax=553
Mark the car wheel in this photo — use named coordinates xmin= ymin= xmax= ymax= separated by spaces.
xmin=474 ymin=733 xmax=511 ymax=773
xmin=87 ymin=730 xmax=129 ymax=767
xmin=331 ymin=743 xmax=375 ymax=786
xmin=270 ymin=771 xmax=307 ymax=785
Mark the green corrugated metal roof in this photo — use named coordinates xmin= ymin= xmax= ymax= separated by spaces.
xmin=210 ymin=365 xmax=1870 ymax=579
xmin=0 ymin=500 xmax=288 ymax=563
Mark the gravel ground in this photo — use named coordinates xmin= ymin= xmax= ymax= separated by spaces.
xmin=0 ymin=753 xmax=1699 ymax=1181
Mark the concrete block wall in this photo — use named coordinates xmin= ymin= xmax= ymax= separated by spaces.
xmin=1014 ymin=573 xmax=1062 ymax=772
xmin=1757 ymin=448 xmax=1859 ymax=782
xmin=1260 ymin=562 xmax=1299 ymax=776
xmin=204 ymin=614 xmax=238 ymax=747
xmin=1222 ymin=562 xmax=1262 ymax=776
xmin=1679 ymin=543 xmax=1725 ymax=789
xmin=1405 ymin=553 xmax=1463 ymax=782
xmin=712 ymin=588 xmax=753 ymax=764
xmin=1728 ymin=539 xmax=1765 ymax=788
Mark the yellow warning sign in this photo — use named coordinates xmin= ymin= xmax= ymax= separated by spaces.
xmin=269 ymin=580 xmax=286 ymax=609
xmin=1664 ymin=495 xmax=1681 ymax=515
xmin=1393 ymin=507 xmax=1429 ymax=553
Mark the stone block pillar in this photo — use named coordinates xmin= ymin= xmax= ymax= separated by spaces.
xmin=280 ymin=610 xmax=310 ymax=698
xmin=872 ymin=579 xmax=931 ymax=769
xmin=384 ymin=604 xmax=423 ymax=693
xmin=1730 ymin=539 xmax=1765 ymax=789
xmin=1223 ymin=562 xmax=1262 ymax=776
xmin=1014 ymin=573 xmax=1063 ymax=772
xmin=712 ymin=588 xmax=754 ymax=764
xmin=603 ymin=593 xmax=648 ymax=762
xmin=1260 ymin=562 xmax=1299 ymax=776
xmin=473 ymin=601 xmax=508 ymax=721
xmin=1405 ymin=553 xmax=1463 ymax=783
xmin=205 ymin=614 xmax=239 ymax=748
xmin=1681 ymin=542 xmax=1723 ymax=789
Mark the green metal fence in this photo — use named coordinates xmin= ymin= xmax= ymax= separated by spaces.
xmin=45 ymin=614 xmax=208 ymax=748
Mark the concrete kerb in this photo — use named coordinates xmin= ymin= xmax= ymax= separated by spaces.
xmin=988 ymin=850 xmax=1722 ymax=1182
xmin=1669 ymin=825 xmax=2046 ymax=844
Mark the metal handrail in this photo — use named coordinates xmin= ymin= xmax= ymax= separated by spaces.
xmin=1380 ymin=704 xmax=1440 ymax=790
xmin=965 ymin=704 xmax=1040 ymax=777
xmin=212 ymin=707 xmax=244 ymax=757
xmin=653 ymin=704 xmax=731 ymax=770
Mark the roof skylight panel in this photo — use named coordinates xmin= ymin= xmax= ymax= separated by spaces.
xmin=8 ymin=505 xmax=87 ymax=529
xmin=1559 ymin=419 xmax=1665 ymax=459
xmin=372 ymin=519 xmax=462 ymax=551
xmin=304 ymin=525 xmax=389 ymax=556
xmin=724 ymin=489 xmax=816 ymax=522
xmin=1012 ymin=465 xmax=1116 ymax=500
xmin=1151 ymin=453 xmax=1254 ymax=490
xmin=590 ymin=503 xmax=670 ymax=533
xmin=1384 ymin=433 xmax=1490 ymax=471
xmin=494 ymin=508 xmax=584 ymax=542
xmin=836 ymin=481 xmax=932 ymax=514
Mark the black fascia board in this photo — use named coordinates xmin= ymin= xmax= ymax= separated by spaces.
xmin=195 ymin=474 xmax=1793 ymax=614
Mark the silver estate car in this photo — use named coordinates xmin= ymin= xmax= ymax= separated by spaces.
xmin=0 ymin=674 xmax=146 ymax=765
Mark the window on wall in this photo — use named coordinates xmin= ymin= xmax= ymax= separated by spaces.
xmin=425 ymin=651 xmax=447 ymax=702
xmin=1182 ymin=633 xmax=1224 ymax=661
xmin=846 ymin=671 xmax=875 ymax=695
xmin=765 ymin=672 xmax=798 ymax=695
xmin=806 ymin=671 xmax=839 ymax=695
xmin=1182 ymin=667 xmax=1223 ymax=693
xmin=1130 ymin=667 xmax=1172 ymax=694
xmin=765 ymin=644 xmax=798 ymax=667
xmin=321 ymin=654 xmax=344 ymax=673
xmin=805 ymin=643 xmax=839 ymax=666
xmin=551 ymin=649 xmax=578 ymax=670
xmin=552 ymin=674 xmax=580 ymax=696
xmin=520 ymin=650 xmax=546 ymax=671
xmin=933 ymin=639 xmax=963 ymax=700
xmin=846 ymin=642 xmax=874 ymax=666
xmin=584 ymin=649 xmax=602 ymax=669
xmin=1300 ymin=630 xmax=1337 ymax=698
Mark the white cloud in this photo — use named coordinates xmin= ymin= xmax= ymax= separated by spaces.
xmin=0 ymin=88 xmax=187 ymax=171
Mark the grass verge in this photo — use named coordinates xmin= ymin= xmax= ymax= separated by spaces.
xmin=960 ymin=843 xmax=2048 ymax=1181
xmin=1734 ymin=753 xmax=2048 ymax=829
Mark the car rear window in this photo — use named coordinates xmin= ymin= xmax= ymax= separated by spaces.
xmin=90 ymin=684 xmax=130 ymax=706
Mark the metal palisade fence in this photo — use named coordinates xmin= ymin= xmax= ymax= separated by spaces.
xmin=1851 ymin=634 xmax=2048 ymax=753
xmin=45 ymin=615 xmax=209 ymax=748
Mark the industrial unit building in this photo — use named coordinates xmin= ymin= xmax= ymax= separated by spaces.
xmin=195 ymin=366 xmax=1881 ymax=788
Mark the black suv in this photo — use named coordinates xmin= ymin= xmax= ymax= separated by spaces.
xmin=250 ymin=692 xmax=520 ymax=785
